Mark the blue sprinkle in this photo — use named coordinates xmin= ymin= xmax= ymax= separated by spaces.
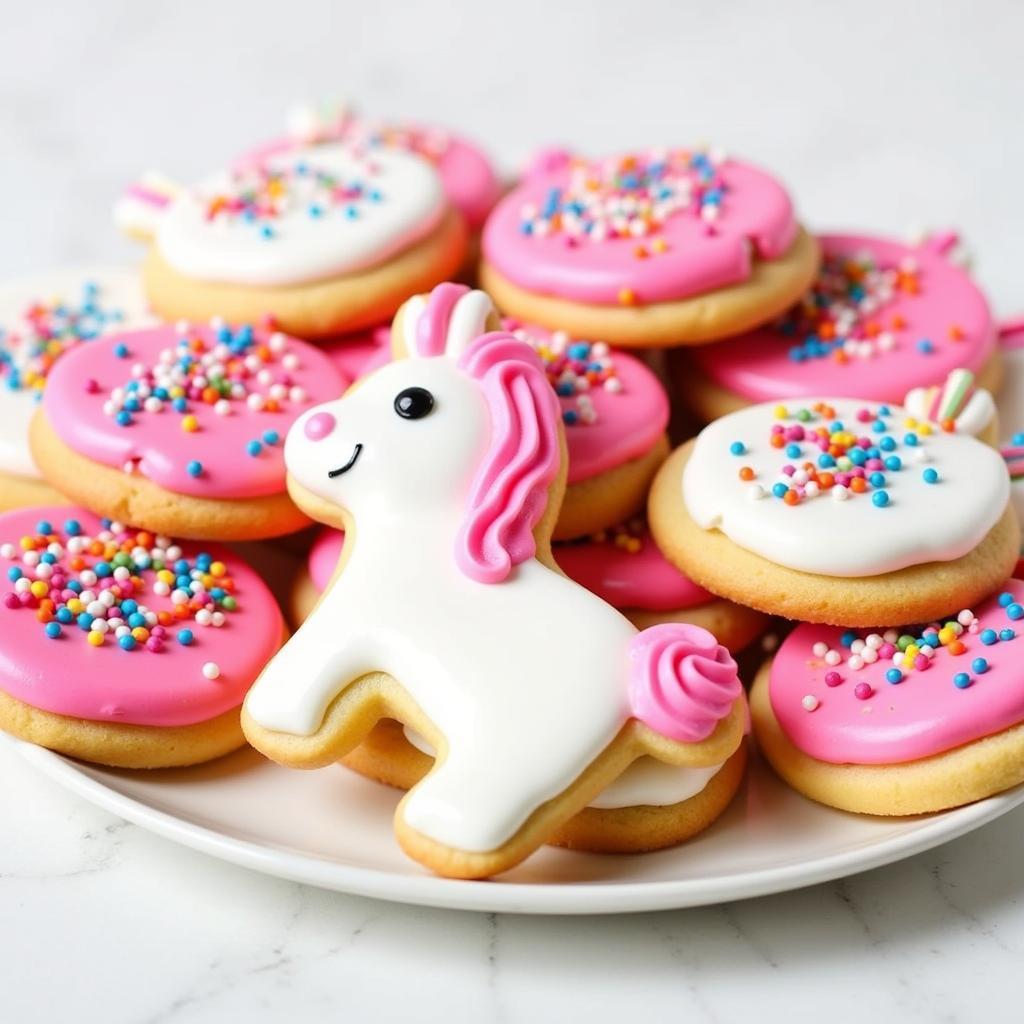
xmin=260 ymin=224 xmax=275 ymax=239
xmin=904 ymin=432 xmax=919 ymax=447
xmin=917 ymin=338 xmax=934 ymax=354
xmin=1008 ymin=603 xmax=1024 ymax=621
xmin=981 ymin=629 xmax=998 ymax=646
xmin=772 ymin=482 xmax=789 ymax=499
xmin=119 ymin=634 xmax=136 ymax=651
xmin=186 ymin=460 xmax=203 ymax=478
xmin=246 ymin=440 xmax=263 ymax=457
xmin=884 ymin=455 xmax=902 ymax=471
xmin=36 ymin=519 xmax=53 ymax=535
xmin=818 ymin=453 xmax=836 ymax=469
xmin=729 ymin=441 xmax=746 ymax=456
xmin=785 ymin=443 xmax=802 ymax=458
xmin=116 ymin=410 xmax=133 ymax=427
xmin=262 ymin=430 xmax=280 ymax=445
xmin=872 ymin=490 xmax=890 ymax=508
xmin=922 ymin=468 xmax=939 ymax=484
xmin=878 ymin=405 xmax=891 ymax=416
xmin=869 ymin=471 xmax=886 ymax=488
xmin=121 ymin=598 xmax=138 ymax=615
xmin=953 ymin=672 xmax=972 ymax=689
xmin=173 ymin=397 xmax=188 ymax=413
xmin=1000 ymin=628 xmax=1016 ymax=641
xmin=562 ymin=410 xmax=578 ymax=425
xmin=128 ymin=612 xmax=146 ymax=629
xmin=872 ymin=419 xmax=887 ymax=433
xmin=7 ymin=566 xmax=21 ymax=582
xmin=177 ymin=629 xmax=194 ymax=646
xmin=1013 ymin=432 xmax=1024 ymax=446
xmin=56 ymin=607 xmax=73 ymax=624
xmin=972 ymin=657 xmax=989 ymax=674
xmin=840 ymin=630 xmax=857 ymax=648
xmin=998 ymin=592 xmax=1014 ymax=607
xmin=886 ymin=668 xmax=903 ymax=684
xmin=114 ymin=343 xmax=129 ymax=359
xmin=76 ymin=613 xmax=93 ymax=631
xmin=45 ymin=622 xmax=61 ymax=639
xmin=880 ymin=436 xmax=897 ymax=452
xmin=64 ymin=518 xmax=82 ymax=536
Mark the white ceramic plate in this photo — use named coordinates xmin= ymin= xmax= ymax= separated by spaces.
xmin=13 ymin=736 xmax=1024 ymax=915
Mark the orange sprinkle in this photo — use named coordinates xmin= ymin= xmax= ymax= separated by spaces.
xmin=618 ymin=288 xmax=636 ymax=306
xmin=948 ymin=640 xmax=966 ymax=656
xmin=850 ymin=477 xmax=867 ymax=493
xmin=783 ymin=490 xmax=800 ymax=506
xmin=940 ymin=417 xmax=956 ymax=433
xmin=739 ymin=466 xmax=755 ymax=481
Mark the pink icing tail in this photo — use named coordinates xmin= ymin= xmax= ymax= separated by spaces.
xmin=628 ymin=624 xmax=741 ymax=743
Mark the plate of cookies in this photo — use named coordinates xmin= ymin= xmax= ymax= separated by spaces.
xmin=4 ymin=105 xmax=1024 ymax=913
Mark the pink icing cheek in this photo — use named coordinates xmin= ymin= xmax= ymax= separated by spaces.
xmin=304 ymin=411 xmax=337 ymax=442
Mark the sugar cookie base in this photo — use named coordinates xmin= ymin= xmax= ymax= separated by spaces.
xmin=143 ymin=208 xmax=469 ymax=340
xmin=342 ymin=718 xmax=747 ymax=853
xmin=0 ymin=688 xmax=244 ymax=769
xmin=478 ymin=228 xmax=820 ymax=349
xmin=0 ymin=470 xmax=71 ymax=513
xmin=671 ymin=347 xmax=1005 ymax=426
xmin=554 ymin=435 xmax=670 ymax=541
xmin=751 ymin=659 xmax=1024 ymax=815
xmin=29 ymin=409 xmax=310 ymax=541
xmin=648 ymin=441 xmax=1021 ymax=627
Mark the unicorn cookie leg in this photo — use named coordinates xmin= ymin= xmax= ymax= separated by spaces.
xmin=242 ymin=294 xmax=746 ymax=879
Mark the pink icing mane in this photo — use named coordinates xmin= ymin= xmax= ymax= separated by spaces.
xmin=455 ymin=332 xmax=562 ymax=584
xmin=628 ymin=623 xmax=741 ymax=742
xmin=415 ymin=281 xmax=472 ymax=356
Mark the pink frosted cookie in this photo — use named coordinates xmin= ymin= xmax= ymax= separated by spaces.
xmin=503 ymin=320 xmax=670 ymax=538
xmin=479 ymin=147 xmax=819 ymax=347
xmin=680 ymin=232 xmax=997 ymax=420
xmin=0 ymin=507 xmax=284 ymax=767
xmin=322 ymin=325 xmax=392 ymax=384
xmin=553 ymin=520 xmax=766 ymax=650
xmin=0 ymin=267 xmax=153 ymax=511
xmin=751 ymin=580 xmax=1024 ymax=814
xmin=30 ymin=321 xmax=347 ymax=540
xmin=117 ymin=137 xmax=469 ymax=339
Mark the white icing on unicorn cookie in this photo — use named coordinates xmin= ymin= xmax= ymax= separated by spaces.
xmin=137 ymin=143 xmax=446 ymax=288
xmin=242 ymin=284 xmax=743 ymax=873
xmin=683 ymin=397 xmax=1009 ymax=577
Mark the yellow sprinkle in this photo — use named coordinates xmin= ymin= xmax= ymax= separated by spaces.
xmin=87 ymin=631 xmax=104 ymax=647
xmin=67 ymin=598 xmax=84 ymax=615
xmin=30 ymin=580 xmax=48 ymax=598
xmin=918 ymin=423 xmax=933 ymax=436
xmin=181 ymin=414 xmax=199 ymax=433
xmin=774 ymin=405 xmax=788 ymax=419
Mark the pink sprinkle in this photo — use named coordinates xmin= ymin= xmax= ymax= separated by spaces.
xmin=914 ymin=654 xmax=930 ymax=670
xmin=84 ymin=378 xmax=100 ymax=393
xmin=878 ymin=643 xmax=896 ymax=659
xmin=854 ymin=682 xmax=874 ymax=700
xmin=782 ymin=464 xmax=796 ymax=476
xmin=303 ymin=410 xmax=336 ymax=441
xmin=4 ymin=593 xmax=19 ymax=609
xmin=824 ymin=670 xmax=843 ymax=687
xmin=856 ymin=409 xmax=872 ymax=422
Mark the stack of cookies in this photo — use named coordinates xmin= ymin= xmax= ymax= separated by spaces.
xmin=1 ymin=107 xmax=1022 ymax=880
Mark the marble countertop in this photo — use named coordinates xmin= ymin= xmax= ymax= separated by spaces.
xmin=4 ymin=740 xmax=1024 ymax=1023
xmin=3 ymin=2 xmax=1024 ymax=1020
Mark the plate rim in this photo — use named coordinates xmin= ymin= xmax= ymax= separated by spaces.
xmin=13 ymin=736 xmax=1024 ymax=915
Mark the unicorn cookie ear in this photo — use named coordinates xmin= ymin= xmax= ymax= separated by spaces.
xmin=113 ymin=171 xmax=182 ymax=243
xmin=392 ymin=282 xmax=501 ymax=360
xmin=903 ymin=368 xmax=997 ymax=444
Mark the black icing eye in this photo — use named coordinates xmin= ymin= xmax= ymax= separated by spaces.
xmin=394 ymin=386 xmax=435 ymax=420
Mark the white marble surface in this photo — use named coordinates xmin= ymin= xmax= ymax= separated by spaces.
xmin=3 ymin=2 xmax=1024 ymax=1020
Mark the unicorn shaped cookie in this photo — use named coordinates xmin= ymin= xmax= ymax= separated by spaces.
xmin=242 ymin=284 xmax=746 ymax=879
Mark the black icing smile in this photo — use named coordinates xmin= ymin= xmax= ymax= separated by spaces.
xmin=328 ymin=443 xmax=363 ymax=478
